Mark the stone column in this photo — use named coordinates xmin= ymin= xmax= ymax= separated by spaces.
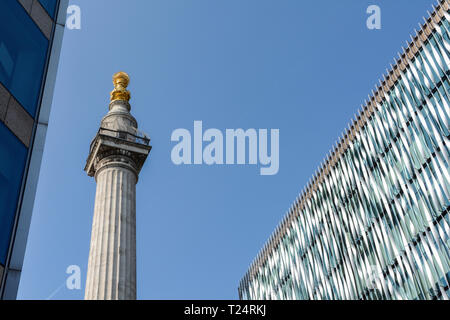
xmin=84 ymin=72 xmax=151 ymax=300
xmin=84 ymin=156 xmax=137 ymax=300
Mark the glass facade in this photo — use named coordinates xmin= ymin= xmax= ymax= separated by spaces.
xmin=239 ymin=2 xmax=450 ymax=300
xmin=0 ymin=0 xmax=49 ymax=117
xmin=39 ymin=0 xmax=58 ymax=19
xmin=0 ymin=0 xmax=67 ymax=299
xmin=0 ymin=122 xmax=28 ymax=265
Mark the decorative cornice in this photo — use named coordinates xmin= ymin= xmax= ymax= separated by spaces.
xmin=84 ymin=130 xmax=151 ymax=178
xmin=241 ymin=0 xmax=449 ymax=287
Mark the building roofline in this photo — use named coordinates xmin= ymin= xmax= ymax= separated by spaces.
xmin=240 ymin=0 xmax=449 ymax=290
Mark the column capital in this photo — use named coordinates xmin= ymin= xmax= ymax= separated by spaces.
xmin=85 ymin=131 xmax=151 ymax=178
xmin=94 ymin=154 xmax=139 ymax=183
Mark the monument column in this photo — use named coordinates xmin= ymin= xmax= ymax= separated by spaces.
xmin=84 ymin=72 xmax=151 ymax=300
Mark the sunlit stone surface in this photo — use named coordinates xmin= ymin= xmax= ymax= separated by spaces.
xmin=84 ymin=72 xmax=151 ymax=300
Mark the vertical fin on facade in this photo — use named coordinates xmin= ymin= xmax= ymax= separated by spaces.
xmin=240 ymin=0 xmax=450 ymax=295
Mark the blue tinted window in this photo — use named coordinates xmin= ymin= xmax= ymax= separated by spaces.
xmin=0 ymin=122 xmax=28 ymax=264
xmin=39 ymin=0 xmax=58 ymax=19
xmin=0 ymin=0 xmax=49 ymax=118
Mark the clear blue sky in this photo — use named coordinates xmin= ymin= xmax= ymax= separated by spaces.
xmin=18 ymin=0 xmax=437 ymax=299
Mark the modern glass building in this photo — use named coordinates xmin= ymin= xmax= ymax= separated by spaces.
xmin=0 ymin=0 xmax=69 ymax=299
xmin=239 ymin=0 xmax=450 ymax=300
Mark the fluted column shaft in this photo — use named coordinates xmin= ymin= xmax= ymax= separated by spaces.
xmin=85 ymin=157 xmax=137 ymax=300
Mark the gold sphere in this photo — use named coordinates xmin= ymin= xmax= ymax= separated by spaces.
xmin=110 ymin=71 xmax=131 ymax=102
xmin=112 ymin=71 xmax=130 ymax=89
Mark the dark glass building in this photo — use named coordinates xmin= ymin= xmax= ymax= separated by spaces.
xmin=239 ymin=0 xmax=450 ymax=300
xmin=0 ymin=0 xmax=68 ymax=299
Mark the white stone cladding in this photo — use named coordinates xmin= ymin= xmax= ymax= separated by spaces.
xmin=85 ymin=164 xmax=137 ymax=300
xmin=84 ymin=73 xmax=151 ymax=300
